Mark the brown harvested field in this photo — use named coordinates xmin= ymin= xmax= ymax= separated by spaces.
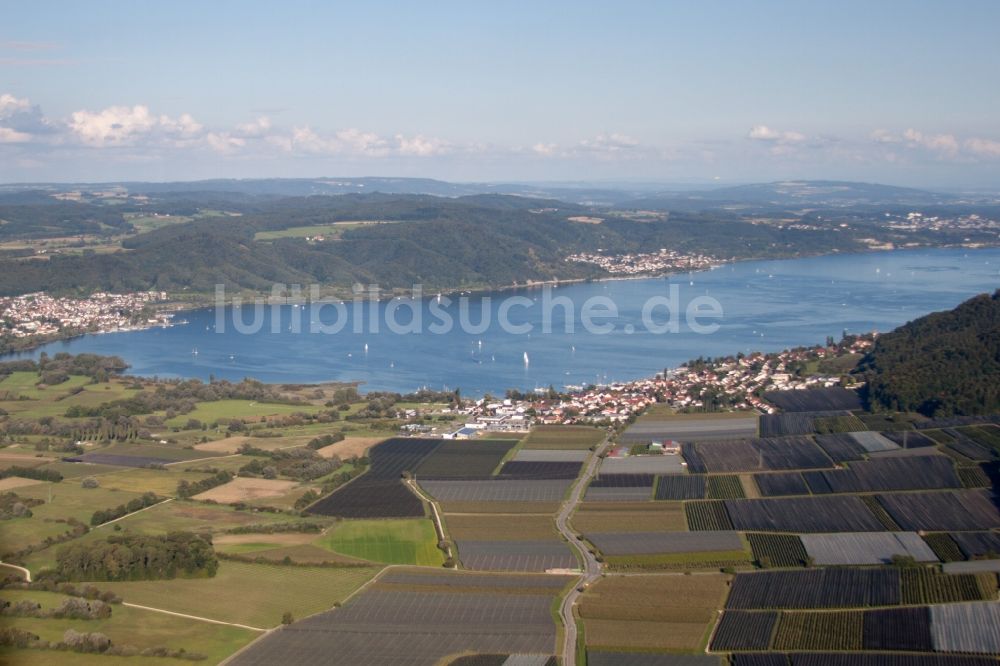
xmin=214 ymin=533 xmax=319 ymax=547
xmin=571 ymin=502 xmax=687 ymax=533
xmin=443 ymin=514 xmax=560 ymax=541
xmin=522 ymin=425 xmax=606 ymax=450
xmin=317 ymin=436 xmax=386 ymax=459
xmin=0 ymin=476 xmax=46 ymax=491
xmin=439 ymin=501 xmax=562 ymax=514
xmin=193 ymin=478 xmax=299 ymax=503
xmin=580 ymin=573 xmax=730 ymax=650
xmin=194 ymin=436 xmax=250 ymax=453
xmin=0 ymin=453 xmax=56 ymax=469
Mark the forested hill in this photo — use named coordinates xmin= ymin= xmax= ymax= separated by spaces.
xmin=0 ymin=192 xmax=867 ymax=297
xmin=858 ymin=290 xmax=1000 ymax=417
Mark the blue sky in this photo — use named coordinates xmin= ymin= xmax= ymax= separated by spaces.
xmin=2 ymin=1 xmax=999 ymax=187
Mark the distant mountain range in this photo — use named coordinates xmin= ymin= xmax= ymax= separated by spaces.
xmin=3 ymin=177 xmax=996 ymax=207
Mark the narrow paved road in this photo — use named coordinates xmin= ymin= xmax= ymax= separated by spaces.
xmin=556 ymin=432 xmax=612 ymax=664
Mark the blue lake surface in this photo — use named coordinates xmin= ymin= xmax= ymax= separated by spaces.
xmin=10 ymin=248 xmax=1000 ymax=395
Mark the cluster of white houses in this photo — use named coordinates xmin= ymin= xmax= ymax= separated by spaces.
xmin=0 ymin=291 xmax=171 ymax=339
xmin=437 ymin=336 xmax=875 ymax=437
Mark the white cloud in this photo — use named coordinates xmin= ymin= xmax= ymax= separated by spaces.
xmin=396 ymin=134 xmax=449 ymax=156
xmin=0 ymin=93 xmax=31 ymax=116
xmin=235 ymin=116 xmax=271 ymax=138
xmin=902 ymin=128 xmax=959 ymax=156
xmin=205 ymin=132 xmax=246 ymax=154
xmin=532 ymin=142 xmax=558 ymax=156
xmin=0 ymin=126 xmax=31 ymax=143
xmin=964 ymin=137 xmax=1000 ymax=158
xmin=68 ymin=105 xmax=157 ymax=145
xmin=159 ymin=113 xmax=203 ymax=136
xmin=748 ymin=125 xmax=806 ymax=142
xmin=870 ymin=128 xmax=899 ymax=144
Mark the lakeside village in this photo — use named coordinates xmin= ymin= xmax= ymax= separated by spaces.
xmin=565 ymin=248 xmax=721 ymax=275
xmin=422 ymin=334 xmax=876 ymax=439
xmin=0 ymin=291 xmax=171 ymax=340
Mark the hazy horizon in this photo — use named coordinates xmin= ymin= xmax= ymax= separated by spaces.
xmin=3 ymin=1 xmax=1000 ymax=187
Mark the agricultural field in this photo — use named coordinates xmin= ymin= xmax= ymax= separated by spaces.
xmin=443 ymin=513 xmax=560 ymax=541
xmin=723 ymin=496 xmax=885 ymax=533
xmin=725 ymin=569 xmax=901 ymax=609
xmin=747 ymin=532 xmax=809 ymax=568
xmin=754 ymin=472 xmax=810 ymax=496
xmin=580 ymin=574 xmax=730 ymax=651
xmin=512 ymin=448 xmax=589 ymax=462
xmin=571 ymin=502 xmax=687 ymax=533
xmin=655 ymin=474 xmax=706 ymax=500
xmin=455 ymin=540 xmax=577 ymax=572
xmin=599 ymin=454 xmax=686 ymax=475
xmin=420 ymin=478 xmax=573 ymax=502
xmin=876 ymin=490 xmax=1000 ymax=531
xmin=314 ymin=435 xmax=385 ymax=459
xmin=621 ymin=411 xmax=758 ymax=444
xmin=587 ymin=530 xmax=750 ymax=569
xmin=683 ymin=436 xmax=833 ymax=474
xmin=763 ymin=387 xmax=863 ymax=412
xmin=315 ymin=518 xmax=443 ymax=566
xmin=585 ymin=474 xmax=656 ymax=502
xmin=496 ymin=459 xmax=583 ymax=479
xmin=521 ymin=425 xmax=605 ymax=450
xmin=97 ymin=561 xmax=381 ymax=629
xmin=710 ymin=610 xmax=779 ymax=650
xmin=308 ymin=478 xmax=426 ymax=518
xmin=306 ymin=437 xmax=442 ymax=518
xmin=801 ymin=532 xmax=938 ymax=565
xmin=193 ymin=477 xmax=300 ymax=503
xmin=759 ymin=412 xmax=818 ymax=437
xmin=414 ymin=438 xmax=516 ymax=477
xmin=803 ymin=456 xmax=961 ymax=494
xmin=228 ymin=567 xmax=571 ymax=664
xmin=772 ymin=611 xmax=864 ymax=651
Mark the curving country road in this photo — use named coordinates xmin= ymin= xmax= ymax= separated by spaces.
xmin=555 ymin=432 xmax=612 ymax=665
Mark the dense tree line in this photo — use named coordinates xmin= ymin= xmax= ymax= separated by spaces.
xmin=857 ymin=290 xmax=1000 ymax=417
xmin=237 ymin=447 xmax=340 ymax=481
xmin=176 ymin=471 xmax=232 ymax=498
xmin=0 ymin=466 xmax=62 ymax=482
xmin=55 ymin=532 xmax=217 ymax=581
xmin=90 ymin=492 xmax=161 ymax=526
xmin=0 ymin=353 xmax=127 ymax=382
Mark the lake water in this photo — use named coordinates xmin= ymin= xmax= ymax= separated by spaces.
xmin=10 ymin=248 xmax=1000 ymax=395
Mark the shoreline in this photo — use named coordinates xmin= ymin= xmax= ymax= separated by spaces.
xmin=2 ymin=245 xmax=996 ymax=394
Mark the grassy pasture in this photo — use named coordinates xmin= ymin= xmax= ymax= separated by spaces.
xmin=580 ymin=573 xmax=730 ymax=651
xmin=95 ymin=560 xmax=381 ymax=628
xmin=163 ymin=399 xmax=321 ymax=427
xmin=316 ymin=518 xmax=443 ymax=566
xmin=522 ymin=425 xmax=605 ymax=450
xmin=0 ymin=589 xmax=256 ymax=664
xmin=87 ymin=467 xmax=214 ymax=495
xmin=1 ymin=483 xmax=147 ymax=555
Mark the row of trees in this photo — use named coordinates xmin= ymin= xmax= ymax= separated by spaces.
xmin=89 ymin=492 xmax=160 ymax=526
